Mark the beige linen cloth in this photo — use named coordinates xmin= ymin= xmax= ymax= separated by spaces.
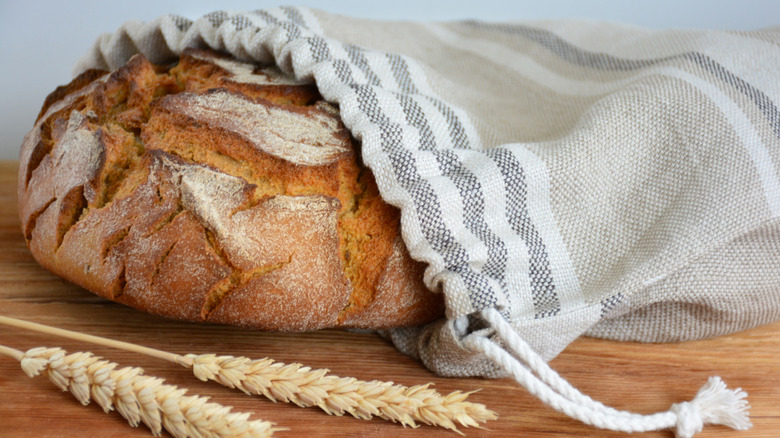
xmin=74 ymin=7 xmax=779 ymax=436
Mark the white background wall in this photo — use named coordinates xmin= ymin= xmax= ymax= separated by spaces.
xmin=1 ymin=0 xmax=778 ymax=160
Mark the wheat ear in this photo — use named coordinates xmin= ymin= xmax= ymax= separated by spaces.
xmin=0 ymin=344 xmax=280 ymax=438
xmin=0 ymin=316 xmax=497 ymax=432
xmin=186 ymin=353 xmax=497 ymax=432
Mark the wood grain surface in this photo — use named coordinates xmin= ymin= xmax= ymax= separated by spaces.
xmin=0 ymin=160 xmax=778 ymax=437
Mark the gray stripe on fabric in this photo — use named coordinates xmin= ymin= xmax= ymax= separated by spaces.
xmin=466 ymin=21 xmax=780 ymax=139
xmin=252 ymin=10 xmax=279 ymax=25
xmin=280 ymin=6 xmax=306 ymax=28
xmin=309 ymin=27 xmax=500 ymax=310
xmin=230 ymin=15 xmax=253 ymax=31
xmin=252 ymin=9 xmax=302 ymax=40
xmin=435 ymin=150 xmax=509 ymax=285
xmin=486 ymin=147 xmax=560 ymax=317
xmin=204 ymin=11 xmax=229 ymax=28
xmin=395 ymin=94 xmax=437 ymax=148
xmin=170 ymin=15 xmax=193 ymax=32
xmin=308 ymin=37 xmax=331 ymax=63
xmin=377 ymin=121 xmax=498 ymax=309
xmin=393 ymin=93 xmax=509 ymax=288
xmin=427 ymin=98 xmax=471 ymax=149
xmin=600 ymin=293 xmax=625 ymax=317
xmin=386 ymin=54 xmax=419 ymax=94
xmin=465 ymin=21 xmax=663 ymax=71
xmin=332 ymin=58 xmax=359 ymax=83
xmin=378 ymin=50 xmax=472 ymax=150
xmin=345 ymin=45 xmax=383 ymax=86
xmin=685 ymin=52 xmax=780 ymax=139
xmin=345 ymin=74 xmax=498 ymax=308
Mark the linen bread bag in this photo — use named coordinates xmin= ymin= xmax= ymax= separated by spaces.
xmin=21 ymin=6 xmax=780 ymax=437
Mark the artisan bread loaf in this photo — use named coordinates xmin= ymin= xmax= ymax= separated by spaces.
xmin=18 ymin=48 xmax=444 ymax=331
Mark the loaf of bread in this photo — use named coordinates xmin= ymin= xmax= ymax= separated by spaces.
xmin=18 ymin=48 xmax=444 ymax=331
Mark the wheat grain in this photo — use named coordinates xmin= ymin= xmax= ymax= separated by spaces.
xmin=185 ymin=353 xmax=497 ymax=432
xmin=11 ymin=346 xmax=281 ymax=438
xmin=0 ymin=316 xmax=499 ymax=433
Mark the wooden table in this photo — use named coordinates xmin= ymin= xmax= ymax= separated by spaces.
xmin=0 ymin=160 xmax=778 ymax=437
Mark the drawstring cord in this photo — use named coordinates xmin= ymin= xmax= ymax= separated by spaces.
xmin=463 ymin=308 xmax=751 ymax=437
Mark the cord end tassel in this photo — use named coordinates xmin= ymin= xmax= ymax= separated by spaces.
xmin=471 ymin=309 xmax=754 ymax=437
xmin=671 ymin=376 xmax=751 ymax=438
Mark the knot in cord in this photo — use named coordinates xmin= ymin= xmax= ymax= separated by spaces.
xmin=671 ymin=401 xmax=703 ymax=438
xmin=670 ymin=376 xmax=752 ymax=438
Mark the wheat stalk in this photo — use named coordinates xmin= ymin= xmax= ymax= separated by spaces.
xmin=0 ymin=316 xmax=497 ymax=432
xmin=186 ymin=353 xmax=497 ymax=432
xmin=0 ymin=344 xmax=280 ymax=438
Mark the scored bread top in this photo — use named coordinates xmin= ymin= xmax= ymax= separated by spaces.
xmin=18 ymin=48 xmax=444 ymax=331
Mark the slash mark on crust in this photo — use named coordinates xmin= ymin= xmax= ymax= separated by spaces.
xmin=24 ymin=197 xmax=56 ymax=241
xmin=55 ymin=186 xmax=88 ymax=251
xmin=150 ymin=241 xmax=177 ymax=287
xmin=101 ymin=225 xmax=132 ymax=259
xmin=112 ymin=263 xmax=127 ymax=300
xmin=200 ymin=227 xmax=292 ymax=319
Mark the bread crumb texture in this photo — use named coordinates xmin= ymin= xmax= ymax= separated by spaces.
xmin=18 ymin=49 xmax=444 ymax=331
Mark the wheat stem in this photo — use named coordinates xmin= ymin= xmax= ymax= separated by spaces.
xmin=0 ymin=316 xmax=191 ymax=366
xmin=3 ymin=344 xmax=279 ymax=437
xmin=0 ymin=343 xmax=23 ymax=360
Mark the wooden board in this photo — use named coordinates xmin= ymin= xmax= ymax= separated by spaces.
xmin=0 ymin=159 xmax=778 ymax=437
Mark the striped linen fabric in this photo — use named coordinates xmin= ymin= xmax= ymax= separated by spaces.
xmin=73 ymin=7 xmax=777 ymax=435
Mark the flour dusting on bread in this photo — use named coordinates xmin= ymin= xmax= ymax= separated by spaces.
xmin=53 ymin=111 xmax=103 ymax=201
xmin=163 ymin=90 xmax=347 ymax=166
xmin=17 ymin=48 xmax=444 ymax=331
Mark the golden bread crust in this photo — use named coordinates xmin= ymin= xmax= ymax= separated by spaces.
xmin=18 ymin=48 xmax=444 ymax=331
